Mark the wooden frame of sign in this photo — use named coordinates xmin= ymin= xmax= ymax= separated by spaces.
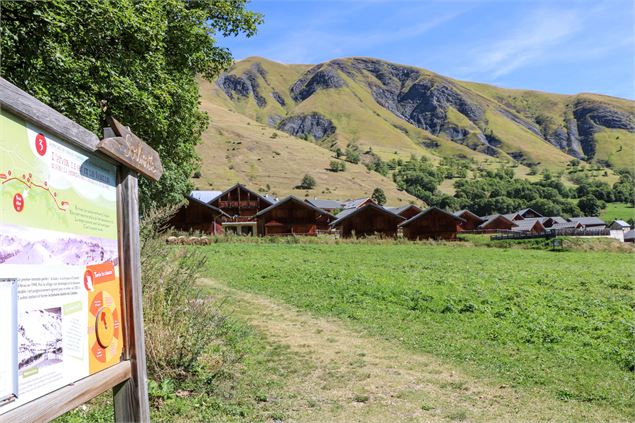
xmin=0 ymin=77 xmax=161 ymax=422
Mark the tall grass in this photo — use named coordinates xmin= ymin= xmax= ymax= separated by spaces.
xmin=140 ymin=208 xmax=227 ymax=381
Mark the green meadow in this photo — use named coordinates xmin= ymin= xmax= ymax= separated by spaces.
xmin=202 ymin=243 xmax=635 ymax=418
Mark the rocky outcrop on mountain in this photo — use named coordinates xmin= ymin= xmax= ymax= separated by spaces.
xmin=277 ymin=112 xmax=336 ymax=140
xmin=291 ymin=64 xmax=346 ymax=102
xmin=271 ymin=91 xmax=286 ymax=106
xmin=572 ymin=100 xmax=635 ymax=159
xmin=217 ymin=63 xmax=269 ymax=107
xmin=498 ymin=108 xmax=542 ymax=137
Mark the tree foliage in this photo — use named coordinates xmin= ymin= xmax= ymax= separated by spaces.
xmin=0 ymin=0 xmax=262 ymax=210
xmin=371 ymin=188 xmax=386 ymax=205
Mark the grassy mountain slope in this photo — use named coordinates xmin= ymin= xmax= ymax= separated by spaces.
xmin=196 ymin=78 xmax=419 ymax=205
xmin=208 ymin=56 xmax=634 ymax=174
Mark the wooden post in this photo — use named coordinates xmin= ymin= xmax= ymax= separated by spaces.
xmin=113 ymin=169 xmax=151 ymax=422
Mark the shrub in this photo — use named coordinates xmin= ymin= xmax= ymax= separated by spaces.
xmin=299 ymin=174 xmax=316 ymax=189
xmin=329 ymin=160 xmax=346 ymax=172
xmin=141 ymin=208 xmax=226 ymax=381
xmin=371 ymin=188 xmax=386 ymax=205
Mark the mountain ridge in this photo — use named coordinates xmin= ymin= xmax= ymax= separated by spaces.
xmin=193 ymin=56 xmax=633 ymax=202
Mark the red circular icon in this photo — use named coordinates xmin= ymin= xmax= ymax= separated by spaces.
xmin=35 ymin=133 xmax=47 ymax=156
xmin=13 ymin=193 xmax=24 ymax=212
xmin=84 ymin=269 xmax=95 ymax=291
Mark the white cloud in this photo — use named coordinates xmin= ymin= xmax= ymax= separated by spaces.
xmin=462 ymin=8 xmax=585 ymax=79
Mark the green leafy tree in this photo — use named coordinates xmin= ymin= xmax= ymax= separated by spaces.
xmin=578 ymin=195 xmax=603 ymax=216
xmin=371 ymin=188 xmax=386 ymax=205
xmin=0 ymin=0 xmax=262 ymax=210
xmin=299 ymin=174 xmax=316 ymax=190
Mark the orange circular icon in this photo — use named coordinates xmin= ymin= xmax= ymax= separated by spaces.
xmin=95 ymin=307 xmax=115 ymax=348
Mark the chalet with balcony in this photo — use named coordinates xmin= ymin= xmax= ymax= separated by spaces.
xmin=209 ymin=183 xmax=275 ymax=235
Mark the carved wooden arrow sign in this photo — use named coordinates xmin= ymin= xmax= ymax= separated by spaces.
xmin=97 ymin=117 xmax=163 ymax=181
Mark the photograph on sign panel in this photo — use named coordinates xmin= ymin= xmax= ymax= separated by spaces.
xmin=18 ymin=307 xmax=63 ymax=372
xmin=0 ymin=224 xmax=118 ymax=266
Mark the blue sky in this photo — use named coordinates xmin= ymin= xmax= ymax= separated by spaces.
xmin=219 ymin=0 xmax=635 ymax=99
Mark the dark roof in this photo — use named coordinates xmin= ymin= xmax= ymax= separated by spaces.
xmin=569 ymin=216 xmax=606 ymax=226
xmin=185 ymin=196 xmax=230 ymax=218
xmin=385 ymin=204 xmax=423 ymax=216
xmin=610 ymin=220 xmax=630 ymax=228
xmin=624 ymin=229 xmax=635 ymax=240
xmin=548 ymin=221 xmax=582 ymax=231
xmin=331 ymin=202 xmax=405 ymax=227
xmin=517 ymin=208 xmax=543 ymax=217
xmin=305 ymin=198 xmax=343 ymax=210
xmin=342 ymin=198 xmax=372 ymax=209
xmin=482 ymin=212 xmax=521 ymax=221
xmin=478 ymin=214 xmax=517 ymax=229
xmin=399 ymin=207 xmax=465 ymax=228
xmin=190 ymin=190 xmax=222 ymax=203
xmin=209 ymin=183 xmax=274 ymax=206
xmin=452 ymin=209 xmax=483 ymax=221
xmin=256 ymin=195 xmax=335 ymax=219
xmin=511 ymin=219 xmax=545 ymax=232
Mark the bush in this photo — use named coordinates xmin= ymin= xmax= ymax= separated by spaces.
xmin=345 ymin=146 xmax=361 ymax=164
xmin=329 ymin=160 xmax=346 ymax=172
xmin=299 ymin=174 xmax=316 ymax=189
xmin=371 ymin=188 xmax=386 ymax=205
xmin=141 ymin=208 xmax=226 ymax=381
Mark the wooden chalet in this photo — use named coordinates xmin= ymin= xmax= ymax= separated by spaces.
xmin=331 ymin=203 xmax=405 ymax=238
xmin=452 ymin=210 xmax=484 ymax=231
xmin=478 ymin=214 xmax=517 ymax=232
xmin=256 ymin=196 xmax=335 ymax=236
xmin=209 ymin=183 xmax=274 ymax=235
xmin=385 ymin=204 xmax=423 ymax=220
xmin=168 ymin=196 xmax=229 ymax=235
xmin=399 ymin=207 xmax=465 ymax=240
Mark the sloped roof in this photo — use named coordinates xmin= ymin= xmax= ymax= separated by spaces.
xmin=517 ymin=208 xmax=543 ymax=217
xmin=342 ymin=198 xmax=372 ymax=209
xmin=399 ymin=207 xmax=465 ymax=228
xmin=256 ymin=195 xmax=335 ymax=219
xmin=569 ymin=216 xmax=606 ymax=226
xmin=452 ymin=209 xmax=483 ymax=222
xmin=305 ymin=198 xmax=343 ymax=210
xmin=548 ymin=221 xmax=582 ymax=231
xmin=478 ymin=214 xmax=517 ymax=229
xmin=482 ymin=212 xmax=521 ymax=221
xmin=511 ymin=219 xmax=545 ymax=232
xmin=209 ymin=183 xmax=274 ymax=207
xmin=624 ymin=229 xmax=635 ymax=241
xmin=611 ymin=220 xmax=630 ymax=228
xmin=185 ymin=196 xmax=230 ymax=218
xmin=190 ymin=190 xmax=222 ymax=203
xmin=331 ymin=202 xmax=405 ymax=227
xmin=385 ymin=204 xmax=423 ymax=216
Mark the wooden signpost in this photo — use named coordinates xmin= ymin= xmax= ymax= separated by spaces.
xmin=0 ymin=77 xmax=160 ymax=422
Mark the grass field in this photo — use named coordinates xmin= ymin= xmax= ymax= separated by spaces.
xmin=602 ymin=202 xmax=635 ymax=223
xmin=202 ymin=243 xmax=634 ymax=419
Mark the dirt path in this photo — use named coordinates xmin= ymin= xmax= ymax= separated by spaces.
xmin=202 ymin=279 xmax=624 ymax=423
